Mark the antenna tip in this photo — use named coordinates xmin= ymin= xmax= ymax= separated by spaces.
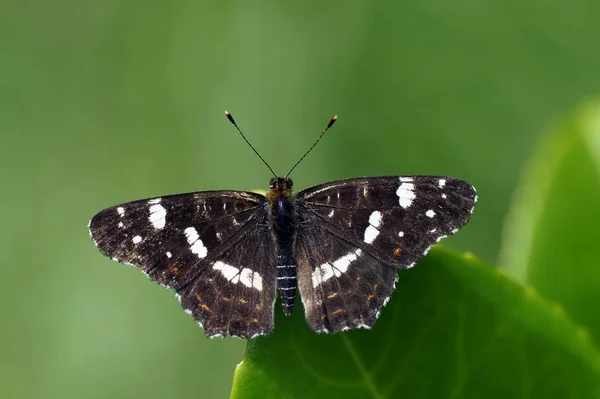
xmin=225 ymin=110 xmax=236 ymax=125
xmin=327 ymin=114 xmax=338 ymax=129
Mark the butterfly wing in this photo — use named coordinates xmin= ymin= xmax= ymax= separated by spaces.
xmin=89 ymin=190 xmax=277 ymax=339
xmin=294 ymin=176 xmax=477 ymax=333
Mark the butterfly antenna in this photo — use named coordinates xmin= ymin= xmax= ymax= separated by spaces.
xmin=285 ymin=114 xmax=338 ymax=178
xmin=225 ymin=110 xmax=277 ymax=178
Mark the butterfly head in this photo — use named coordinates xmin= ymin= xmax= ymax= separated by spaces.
xmin=267 ymin=176 xmax=293 ymax=201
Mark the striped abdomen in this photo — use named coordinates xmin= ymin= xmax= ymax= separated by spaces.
xmin=272 ymin=196 xmax=297 ymax=315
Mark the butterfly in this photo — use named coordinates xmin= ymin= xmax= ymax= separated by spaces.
xmin=89 ymin=112 xmax=477 ymax=339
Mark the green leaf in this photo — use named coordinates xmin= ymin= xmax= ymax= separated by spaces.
xmin=499 ymin=101 xmax=600 ymax=344
xmin=231 ymin=247 xmax=600 ymax=399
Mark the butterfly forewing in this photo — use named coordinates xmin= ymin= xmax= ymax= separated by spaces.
xmin=89 ymin=190 xmax=277 ymax=338
xmin=294 ymin=176 xmax=477 ymax=332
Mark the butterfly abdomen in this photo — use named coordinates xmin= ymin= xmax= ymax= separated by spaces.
xmin=270 ymin=194 xmax=298 ymax=316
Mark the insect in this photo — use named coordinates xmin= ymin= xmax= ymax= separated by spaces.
xmin=89 ymin=112 xmax=477 ymax=339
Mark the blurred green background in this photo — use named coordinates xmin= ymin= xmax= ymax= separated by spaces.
xmin=2 ymin=1 xmax=600 ymax=398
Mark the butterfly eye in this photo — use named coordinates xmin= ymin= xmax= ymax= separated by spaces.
xmin=269 ymin=178 xmax=277 ymax=188
xmin=286 ymin=178 xmax=293 ymax=188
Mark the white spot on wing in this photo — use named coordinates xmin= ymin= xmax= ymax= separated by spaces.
xmin=212 ymin=262 xmax=238 ymax=282
xmin=398 ymin=231 xmax=404 ymax=237
xmin=364 ymin=210 xmax=382 ymax=244
xmin=312 ymin=249 xmax=362 ymax=287
xmin=439 ymin=179 xmax=446 ymax=188
xmin=184 ymin=227 xmax=208 ymax=258
xmin=148 ymin=198 xmax=161 ymax=205
xmin=166 ymin=251 xmax=172 ymax=258
xmin=117 ymin=207 xmax=125 ymax=217
xmin=441 ymin=193 xmax=447 ymax=199
xmin=149 ymin=204 xmax=167 ymax=229
xmin=363 ymin=226 xmax=379 ymax=244
xmin=436 ymin=234 xmax=448 ymax=243
xmin=328 ymin=209 xmax=334 ymax=218
xmin=396 ymin=183 xmax=416 ymax=208
xmin=209 ymin=333 xmax=224 ymax=339
xmin=471 ymin=194 xmax=478 ymax=213
xmin=132 ymin=235 xmax=142 ymax=244
xmin=240 ymin=267 xmax=263 ymax=291
xmin=399 ymin=177 xmax=413 ymax=182
xmin=118 ymin=221 xmax=124 ymax=228
xmin=426 ymin=209 xmax=436 ymax=218
xmin=212 ymin=261 xmax=263 ymax=291
xmin=369 ymin=210 xmax=382 ymax=227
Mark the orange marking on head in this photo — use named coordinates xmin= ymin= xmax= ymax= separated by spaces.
xmin=327 ymin=292 xmax=338 ymax=299
xmin=194 ymin=293 xmax=201 ymax=302
xmin=171 ymin=265 xmax=179 ymax=274
xmin=252 ymin=317 xmax=259 ymax=324
xmin=394 ymin=247 xmax=402 ymax=256
xmin=201 ymin=304 xmax=212 ymax=313
xmin=331 ymin=309 xmax=344 ymax=316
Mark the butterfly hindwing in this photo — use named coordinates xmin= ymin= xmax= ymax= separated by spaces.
xmin=89 ymin=190 xmax=277 ymax=338
xmin=294 ymin=176 xmax=477 ymax=332
xmin=295 ymin=220 xmax=397 ymax=333
xmin=176 ymin=215 xmax=278 ymax=338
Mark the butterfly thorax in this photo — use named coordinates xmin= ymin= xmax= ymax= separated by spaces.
xmin=266 ymin=177 xmax=298 ymax=315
